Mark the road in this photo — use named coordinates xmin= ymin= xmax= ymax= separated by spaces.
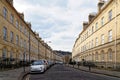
xmin=24 ymin=64 xmax=120 ymax=80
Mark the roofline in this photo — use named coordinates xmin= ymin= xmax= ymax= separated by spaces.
xmin=79 ymin=0 xmax=113 ymax=36
xmin=5 ymin=0 xmax=44 ymax=43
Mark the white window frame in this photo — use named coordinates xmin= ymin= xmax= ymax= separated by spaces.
xmin=96 ymin=37 xmax=98 ymax=46
xmin=92 ymin=26 xmax=94 ymax=33
xmin=95 ymin=52 xmax=99 ymax=61
xmin=108 ymin=10 xmax=112 ymax=21
xmin=3 ymin=27 xmax=7 ymax=41
xmin=3 ymin=7 xmax=7 ymax=19
xmin=108 ymin=50 xmax=113 ymax=61
xmin=16 ymin=35 xmax=19 ymax=45
xmin=108 ymin=30 xmax=112 ymax=42
xmin=10 ymin=14 xmax=14 ymax=24
xmin=95 ymin=22 xmax=98 ymax=30
xmin=101 ymin=51 xmax=105 ymax=61
xmin=16 ymin=20 xmax=19 ymax=28
xmin=10 ymin=31 xmax=14 ymax=43
xmin=101 ymin=34 xmax=104 ymax=44
xmin=2 ymin=48 xmax=7 ymax=59
xmin=101 ymin=17 xmax=104 ymax=26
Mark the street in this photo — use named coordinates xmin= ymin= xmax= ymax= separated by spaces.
xmin=24 ymin=64 xmax=120 ymax=80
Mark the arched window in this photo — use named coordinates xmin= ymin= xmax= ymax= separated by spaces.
xmin=2 ymin=48 xmax=7 ymax=59
xmin=108 ymin=49 xmax=113 ymax=61
xmin=101 ymin=50 xmax=104 ymax=61
xmin=95 ymin=52 xmax=99 ymax=61
xmin=3 ymin=7 xmax=8 ymax=19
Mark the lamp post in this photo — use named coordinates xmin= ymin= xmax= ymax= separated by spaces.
xmin=114 ymin=0 xmax=117 ymax=69
xmin=29 ymin=30 xmax=31 ymax=64
xmin=44 ymin=43 xmax=47 ymax=59
xmin=23 ymin=52 xmax=25 ymax=72
xmin=38 ymin=39 xmax=40 ymax=60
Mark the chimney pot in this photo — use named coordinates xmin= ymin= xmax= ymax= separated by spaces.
xmin=98 ymin=0 xmax=105 ymax=11
xmin=88 ymin=12 xmax=96 ymax=22
xmin=7 ymin=0 xmax=13 ymax=6
xmin=83 ymin=22 xmax=88 ymax=30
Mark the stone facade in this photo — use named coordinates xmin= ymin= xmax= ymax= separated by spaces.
xmin=0 ymin=0 xmax=62 ymax=64
xmin=72 ymin=0 xmax=120 ymax=68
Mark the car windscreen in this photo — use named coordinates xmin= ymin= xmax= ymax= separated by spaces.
xmin=32 ymin=61 xmax=44 ymax=65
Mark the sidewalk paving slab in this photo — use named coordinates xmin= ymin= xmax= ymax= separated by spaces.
xmin=0 ymin=67 xmax=30 ymax=80
xmin=68 ymin=65 xmax=120 ymax=78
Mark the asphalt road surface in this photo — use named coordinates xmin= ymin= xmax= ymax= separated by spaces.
xmin=24 ymin=64 xmax=120 ymax=80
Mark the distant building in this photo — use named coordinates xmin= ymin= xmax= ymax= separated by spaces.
xmin=54 ymin=50 xmax=72 ymax=63
xmin=72 ymin=0 xmax=120 ymax=69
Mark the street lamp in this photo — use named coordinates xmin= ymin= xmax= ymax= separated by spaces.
xmin=114 ymin=0 xmax=117 ymax=69
xmin=23 ymin=52 xmax=25 ymax=72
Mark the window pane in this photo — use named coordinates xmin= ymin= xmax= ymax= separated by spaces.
xmin=16 ymin=20 xmax=19 ymax=28
xmin=101 ymin=17 xmax=104 ymax=26
xmin=2 ymin=48 xmax=7 ymax=58
xmin=16 ymin=35 xmax=19 ymax=45
xmin=101 ymin=34 xmax=104 ymax=44
xmin=95 ymin=22 xmax=98 ymax=30
xmin=10 ymin=14 xmax=14 ymax=24
xmin=108 ymin=30 xmax=112 ymax=42
xmin=10 ymin=31 xmax=14 ymax=42
xmin=3 ymin=27 xmax=7 ymax=40
xmin=3 ymin=7 xmax=7 ymax=19
xmin=96 ymin=37 xmax=98 ymax=46
xmin=108 ymin=10 xmax=112 ymax=21
xmin=108 ymin=50 xmax=112 ymax=61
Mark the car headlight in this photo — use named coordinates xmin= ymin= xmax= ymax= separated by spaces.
xmin=40 ymin=67 xmax=43 ymax=70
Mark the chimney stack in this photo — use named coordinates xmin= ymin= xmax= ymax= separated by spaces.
xmin=36 ymin=33 xmax=39 ymax=38
xmin=88 ymin=12 xmax=96 ymax=22
xmin=7 ymin=0 xmax=13 ymax=6
xmin=83 ymin=21 xmax=88 ymax=30
xmin=19 ymin=13 xmax=24 ymax=20
xmin=98 ymin=0 xmax=105 ymax=11
xmin=26 ymin=22 xmax=31 ymax=29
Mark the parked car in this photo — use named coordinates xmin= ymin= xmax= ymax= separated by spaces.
xmin=30 ymin=60 xmax=47 ymax=73
xmin=47 ymin=60 xmax=53 ymax=67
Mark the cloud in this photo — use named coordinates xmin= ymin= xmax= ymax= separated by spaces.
xmin=14 ymin=0 xmax=98 ymax=51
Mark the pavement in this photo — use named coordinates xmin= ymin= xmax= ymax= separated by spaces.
xmin=0 ymin=67 xmax=30 ymax=80
xmin=68 ymin=64 xmax=120 ymax=78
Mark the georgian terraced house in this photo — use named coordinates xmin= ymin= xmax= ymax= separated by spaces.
xmin=0 ymin=0 xmax=63 ymax=64
xmin=72 ymin=0 xmax=120 ymax=68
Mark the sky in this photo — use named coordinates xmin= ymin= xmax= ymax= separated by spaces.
xmin=14 ymin=0 xmax=100 ymax=52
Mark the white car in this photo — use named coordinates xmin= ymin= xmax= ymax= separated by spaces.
xmin=30 ymin=60 xmax=47 ymax=73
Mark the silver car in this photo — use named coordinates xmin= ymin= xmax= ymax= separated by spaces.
xmin=30 ymin=60 xmax=47 ymax=73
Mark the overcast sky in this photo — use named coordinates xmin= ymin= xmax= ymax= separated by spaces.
xmin=14 ymin=0 xmax=100 ymax=52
